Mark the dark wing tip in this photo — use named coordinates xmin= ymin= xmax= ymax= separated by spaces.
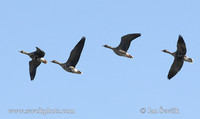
xmin=121 ymin=33 xmax=141 ymax=40
xmin=131 ymin=33 xmax=141 ymax=37
xmin=132 ymin=33 xmax=141 ymax=38
xmin=167 ymin=67 xmax=177 ymax=80
xmin=30 ymin=77 xmax=34 ymax=81
xmin=29 ymin=60 xmax=41 ymax=81
xmin=127 ymin=33 xmax=141 ymax=37
xmin=167 ymin=66 xmax=176 ymax=80
xmin=178 ymin=35 xmax=184 ymax=42
xmin=81 ymin=36 xmax=86 ymax=41
xmin=168 ymin=70 xmax=176 ymax=80
xmin=66 ymin=37 xmax=86 ymax=66
xmin=177 ymin=35 xmax=186 ymax=54
xmin=35 ymin=47 xmax=45 ymax=56
xmin=36 ymin=47 xmax=41 ymax=52
xmin=135 ymin=33 xmax=141 ymax=37
xmin=30 ymin=71 xmax=35 ymax=81
xmin=79 ymin=37 xmax=86 ymax=46
xmin=167 ymin=75 xmax=173 ymax=80
xmin=178 ymin=35 xmax=185 ymax=44
xmin=36 ymin=47 xmax=40 ymax=50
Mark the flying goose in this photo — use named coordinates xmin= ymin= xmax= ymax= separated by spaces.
xmin=19 ymin=47 xmax=47 ymax=81
xmin=162 ymin=35 xmax=193 ymax=80
xmin=103 ymin=33 xmax=141 ymax=58
xmin=51 ymin=37 xmax=85 ymax=74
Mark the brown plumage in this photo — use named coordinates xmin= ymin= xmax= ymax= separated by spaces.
xmin=162 ymin=35 xmax=193 ymax=80
xmin=103 ymin=33 xmax=141 ymax=58
xmin=19 ymin=47 xmax=47 ymax=81
xmin=51 ymin=37 xmax=85 ymax=74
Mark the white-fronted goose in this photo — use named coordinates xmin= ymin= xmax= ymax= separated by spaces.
xmin=162 ymin=35 xmax=193 ymax=80
xmin=103 ymin=33 xmax=141 ymax=58
xmin=51 ymin=37 xmax=85 ymax=74
xmin=19 ymin=47 xmax=47 ymax=81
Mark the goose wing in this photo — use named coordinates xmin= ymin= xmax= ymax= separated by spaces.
xmin=29 ymin=60 xmax=41 ymax=81
xmin=168 ymin=56 xmax=184 ymax=80
xmin=117 ymin=33 xmax=141 ymax=52
xmin=66 ymin=37 xmax=85 ymax=67
xmin=35 ymin=47 xmax=45 ymax=58
xmin=176 ymin=35 xmax=186 ymax=55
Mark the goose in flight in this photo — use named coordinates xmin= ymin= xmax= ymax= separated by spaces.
xmin=162 ymin=35 xmax=193 ymax=80
xmin=51 ymin=37 xmax=85 ymax=74
xmin=103 ymin=33 xmax=141 ymax=58
xmin=19 ymin=47 xmax=47 ymax=81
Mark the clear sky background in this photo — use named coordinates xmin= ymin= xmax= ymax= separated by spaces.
xmin=0 ymin=0 xmax=199 ymax=119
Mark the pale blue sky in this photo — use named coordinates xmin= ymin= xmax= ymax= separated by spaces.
xmin=0 ymin=0 xmax=199 ymax=119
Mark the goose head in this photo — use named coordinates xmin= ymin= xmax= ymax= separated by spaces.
xmin=162 ymin=49 xmax=175 ymax=57
xmin=19 ymin=50 xmax=29 ymax=55
xmin=162 ymin=49 xmax=169 ymax=53
xmin=19 ymin=50 xmax=24 ymax=53
xmin=103 ymin=45 xmax=113 ymax=49
xmin=103 ymin=44 xmax=108 ymax=47
xmin=51 ymin=60 xmax=61 ymax=64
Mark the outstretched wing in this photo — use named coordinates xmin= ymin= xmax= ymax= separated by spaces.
xmin=66 ymin=37 xmax=85 ymax=67
xmin=117 ymin=33 xmax=141 ymax=52
xmin=29 ymin=60 xmax=41 ymax=81
xmin=35 ymin=47 xmax=45 ymax=58
xmin=176 ymin=35 xmax=186 ymax=55
xmin=168 ymin=57 xmax=184 ymax=80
